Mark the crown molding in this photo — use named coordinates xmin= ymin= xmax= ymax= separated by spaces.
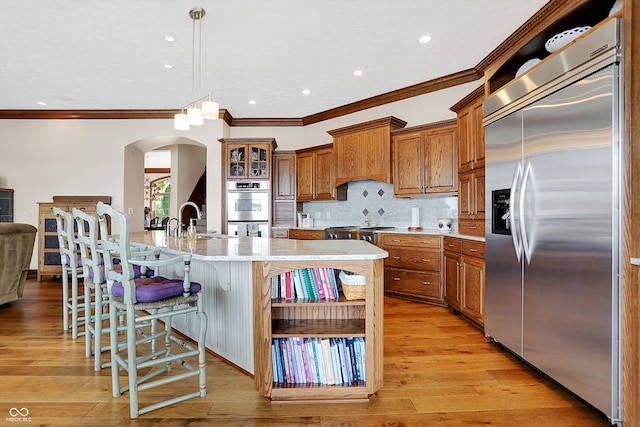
xmin=476 ymin=0 xmax=591 ymax=77
xmin=301 ymin=68 xmax=481 ymax=126
xmin=0 ymin=69 xmax=480 ymax=127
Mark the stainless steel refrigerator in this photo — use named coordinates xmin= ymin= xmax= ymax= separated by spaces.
xmin=483 ymin=18 xmax=623 ymax=424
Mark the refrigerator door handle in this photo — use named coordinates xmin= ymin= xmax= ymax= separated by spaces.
xmin=510 ymin=162 xmax=523 ymax=261
xmin=520 ymin=161 xmax=533 ymax=264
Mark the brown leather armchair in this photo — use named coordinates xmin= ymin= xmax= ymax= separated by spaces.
xmin=0 ymin=223 xmax=37 ymax=305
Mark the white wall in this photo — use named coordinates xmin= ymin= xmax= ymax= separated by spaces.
xmin=0 ymin=79 xmax=480 ymax=268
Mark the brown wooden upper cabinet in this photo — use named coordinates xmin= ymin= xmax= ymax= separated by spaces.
xmin=219 ymin=138 xmax=277 ymax=180
xmin=272 ymin=151 xmax=297 ymax=227
xmin=451 ymin=86 xmax=485 ymax=237
xmin=391 ymin=120 xmax=458 ymax=197
xmin=273 ymin=152 xmax=296 ymax=200
xmin=328 ymin=116 xmax=407 ymax=187
xmin=451 ymin=86 xmax=485 ymax=173
xmin=295 ymin=144 xmax=346 ymax=202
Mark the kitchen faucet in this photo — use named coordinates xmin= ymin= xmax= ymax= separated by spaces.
xmin=165 ymin=217 xmax=178 ymax=237
xmin=177 ymin=201 xmax=202 ymax=238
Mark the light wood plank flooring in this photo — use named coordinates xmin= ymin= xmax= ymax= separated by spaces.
xmin=0 ymin=278 xmax=612 ymax=426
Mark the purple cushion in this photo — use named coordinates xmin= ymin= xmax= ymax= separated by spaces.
xmin=65 ymin=254 xmax=83 ymax=267
xmin=88 ymin=264 xmax=150 ymax=281
xmin=111 ymin=277 xmax=201 ymax=303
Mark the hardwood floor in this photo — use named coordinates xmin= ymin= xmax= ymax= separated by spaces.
xmin=0 ymin=278 xmax=612 ymax=426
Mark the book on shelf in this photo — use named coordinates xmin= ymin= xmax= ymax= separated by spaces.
xmin=321 ymin=338 xmax=335 ymax=385
xmin=272 ymin=267 xmax=343 ymax=301
xmin=307 ymin=268 xmax=327 ymax=299
xmin=320 ymin=268 xmax=334 ymax=299
xmin=303 ymin=268 xmax=318 ymax=299
xmin=292 ymin=270 xmax=305 ymax=299
xmin=285 ymin=271 xmax=292 ymax=299
xmin=348 ymin=339 xmax=358 ymax=383
xmin=272 ymin=337 xmax=366 ymax=386
xmin=356 ymin=337 xmax=366 ymax=380
xmin=330 ymin=338 xmax=343 ymax=384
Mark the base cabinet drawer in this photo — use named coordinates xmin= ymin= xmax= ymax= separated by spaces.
xmin=288 ymin=229 xmax=324 ymax=240
xmin=379 ymin=233 xmax=444 ymax=305
xmin=384 ymin=247 xmax=440 ymax=271
xmin=384 ymin=268 xmax=440 ymax=299
xmin=458 ymin=219 xmax=485 ymax=236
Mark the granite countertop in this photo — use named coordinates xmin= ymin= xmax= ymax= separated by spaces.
xmin=129 ymin=231 xmax=388 ymax=262
xmin=282 ymin=226 xmax=485 ymax=242
xmin=375 ymin=228 xmax=485 ymax=242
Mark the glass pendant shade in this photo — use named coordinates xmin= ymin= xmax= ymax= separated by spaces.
xmin=202 ymin=100 xmax=219 ymax=119
xmin=187 ymin=107 xmax=203 ymax=125
xmin=174 ymin=112 xmax=190 ymax=130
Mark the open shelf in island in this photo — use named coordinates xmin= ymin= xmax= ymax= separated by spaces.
xmin=253 ymin=258 xmax=384 ymax=402
xmin=272 ymin=319 xmax=365 ymax=337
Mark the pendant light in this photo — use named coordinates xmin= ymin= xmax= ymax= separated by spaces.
xmin=173 ymin=7 xmax=219 ymax=130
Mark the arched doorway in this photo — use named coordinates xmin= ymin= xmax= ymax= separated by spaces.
xmin=123 ymin=136 xmax=207 ymax=232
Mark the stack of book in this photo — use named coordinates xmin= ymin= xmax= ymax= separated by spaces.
xmin=271 ymin=267 xmax=341 ymax=300
xmin=272 ymin=337 xmax=366 ymax=386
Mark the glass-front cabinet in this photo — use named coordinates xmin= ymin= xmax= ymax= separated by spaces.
xmin=221 ymin=138 xmax=277 ymax=180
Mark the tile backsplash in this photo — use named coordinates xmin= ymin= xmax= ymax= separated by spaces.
xmin=301 ymin=181 xmax=458 ymax=231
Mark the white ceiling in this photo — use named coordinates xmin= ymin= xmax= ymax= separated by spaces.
xmin=0 ymin=0 xmax=548 ymax=118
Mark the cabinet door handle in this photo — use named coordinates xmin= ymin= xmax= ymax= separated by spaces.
xmin=391 ymin=256 xmax=401 ymax=260
xmin=392 ymin=277 xmax=400 ymax=281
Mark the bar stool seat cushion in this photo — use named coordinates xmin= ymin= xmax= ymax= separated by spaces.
xmin=111 ymin=277 xmax=201 ymax=303
xmin=87 ymin=264 xmax=150 ymax=284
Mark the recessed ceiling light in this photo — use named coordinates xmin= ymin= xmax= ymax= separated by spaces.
xmin=164 ymin=64 xmax=173 ymax=69
xmin=165 ymin=36 xmax=176 ymax=42
xmin=418 ymin=35 xmax=432 ymax=44
xmin=353 ymin=70 xmax=363 ymax=76
xmin=248 ymin=100 xmax=257 ymax=105
xmin=37 ymin=101 xmax=47 ymax=106
xmin=302 ymin=89 xmax=311 ymax=95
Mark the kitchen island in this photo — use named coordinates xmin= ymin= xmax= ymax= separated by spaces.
xmin=129 ymin=231 xmax=387 ymax=401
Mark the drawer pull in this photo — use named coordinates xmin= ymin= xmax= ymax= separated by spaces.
xmin=469 ymin=248 xmax=477 ymax=252
xmin=392 ymin=256 xmax=401 ymax=260
xmin=419 ymin=259 xmax=431 ymax=263
xmin=420 ymin=241 xmax=431 ymax=245
xmin=447 ymin=244 xmax=455 ymax=248
xmin=392 ymin=239 xmax=401 ymax=242
xmin=421 ymin=281 xmax=431 ymax=285
xmin=469 ymin=226 xmax=477 ymax=229
xmin=392 ymin=277 xmax=400 ymax=281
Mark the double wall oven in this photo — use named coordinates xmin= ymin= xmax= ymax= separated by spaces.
xmin=226 ymin=181 xmax=270 ymax=237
